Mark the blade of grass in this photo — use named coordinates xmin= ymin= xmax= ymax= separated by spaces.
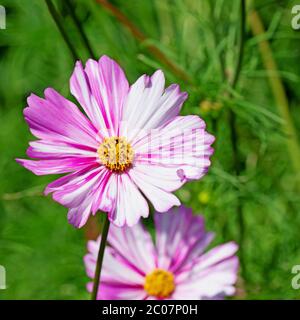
xmin=207 ymin=0 xmax=226 ymax=82
xmin=64 ymin=0 xmax=97 ymax=59
xmin=248 ymin=3 xmax=300 ymax=190
xmin=45 ymin=0 xmax=80 ymax=61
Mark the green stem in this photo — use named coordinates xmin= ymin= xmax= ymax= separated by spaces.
xmin=230 ymin=0 xmax=246 ymax=89
xmin=45 ymin=0 xmax=80 ymax=61
xmin=64 ymin=0 xmax=97 ymax=59
xmin=228 ymin=0 xmax=246 ymax=274
xmin=91 ymin=215 xmax=110 ymax=300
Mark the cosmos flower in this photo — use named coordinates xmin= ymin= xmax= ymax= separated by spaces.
xmin=84 ymin=206 xmax=239 ymax=300
xmin=17 ymin=55 xmax=214 ymax=227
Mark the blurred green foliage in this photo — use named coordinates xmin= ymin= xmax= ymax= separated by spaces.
xmin=0 ymin=0 xmax=300 ymax=299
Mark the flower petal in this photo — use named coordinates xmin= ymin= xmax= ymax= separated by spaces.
xmin=85 ymin=236 xmax=147 ymax=300
xmin=70 ymin=56 xmax=129 ymax=136
xmin=67 ymin=196 xmax=93 ymax=228
xmin=24 ymin=88 xmax=98 ymax=147
xmin=108 ymin=173 xmax=149 ymax=227
xmin=107 ymin=223 xmax=156 ymax=275
xmin=120 ymin=71 xmax=187 ymax=142
xmin=86 ymin=282 xmax=146 ymax=300
xmin=27 ymin=140 xmax=97 ymax=159
xmin=189 ymin=242 xmax=239 ymax=271
xmin=154 ymin=207 xmax=214 ymax=271
xmin=44 ymin=166 xmax=112 ymax=228
xmin=129 ymin=167 xmax=180 ymax=213
xmin=52 ymin=167 xmax=106 ymax=208
xmin=174 ymin=242 xmax=239 ymax=299
xmin=16 ymin=157 xmax=96 ymax=175
xmin=17 ymin=88 xmax=99 ymax=176
xmin=131 ymin=163 xmax=185 ymax=192
xmin=133 ymin=115 xmax=215 ymax=181
xmin=85 ymin=246 xmax=145 ymax=285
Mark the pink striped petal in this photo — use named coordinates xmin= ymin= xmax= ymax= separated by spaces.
xmin=189 ymin=242 xmax=239 ymax=272
xmin=120 ymin=71 xmax=187 ymax=141
xmin=45 ymin=166 xmax=116 ymax=228
xmin=174 ymin=242 xmax=239 ymax=299
xmin=27 ymin=140 xmax=97 ymax=159
xmin=86 ymin=282 xmax=146 ymax=300
xmin=133 ymin=115 xmax=215 ymax=182
xmin=108 ymin=173 xmax=149 ymax=227
xmin=67 ymin=195 xmax=94 ymax=228
xmin=154 ymin=207 xmax=214 ymax=271
xmin=129 ymin=168 xmax=180 ymax=213
xmin=24 ymin=88 xmax=98 ymax=147
xmin=85 ymin=246 xmax=145 ymax=286
xmin=52 ymin=167 xmax=106 ymax=207
xmin=107 ymin=223 xmax=156 ymax=275
xmin=70 ymin=56 xmax=129 ymax=136
xmin=84 ymin=237 xmax=147 ymax=300
xmin=16 ymin=157 xmax=96 ymax=175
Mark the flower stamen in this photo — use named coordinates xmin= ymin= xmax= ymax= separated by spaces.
xmin=98 ymin=136 xmax=134 ymax=173
xmin=144 ymin=269 xmax=175 ymax=298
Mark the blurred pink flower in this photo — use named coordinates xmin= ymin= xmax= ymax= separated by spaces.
xmin=17 ymin=55 xmax=214 ymax=227
xmin=84 ymin=206 xmax=239 ymax=300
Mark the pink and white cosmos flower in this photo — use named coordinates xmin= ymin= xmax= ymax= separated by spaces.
xmin=17 ymin=55 xmax=214 ymax=227
xmin=84 ymin=206 xmax=239 ymax=300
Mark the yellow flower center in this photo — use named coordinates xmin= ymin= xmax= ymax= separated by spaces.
xmin=98 ymin=136 xmax=134 ymax=172
xmin=144 ymin=269 xmax=175 ymax=298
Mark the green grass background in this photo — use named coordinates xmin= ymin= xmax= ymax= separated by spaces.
xmin=0 ymin=0 xmax=300 ymax=299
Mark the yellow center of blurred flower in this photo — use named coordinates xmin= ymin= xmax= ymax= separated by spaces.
xmin=200 ymin=100 xmax=223 ymax=114
xmin=198 ymin=191 xmax=210 ymax=205
xmin=144 ymin=269 xmax=175 ymax=298
xmin=98 ymin=136 xmax=134 ymax=172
